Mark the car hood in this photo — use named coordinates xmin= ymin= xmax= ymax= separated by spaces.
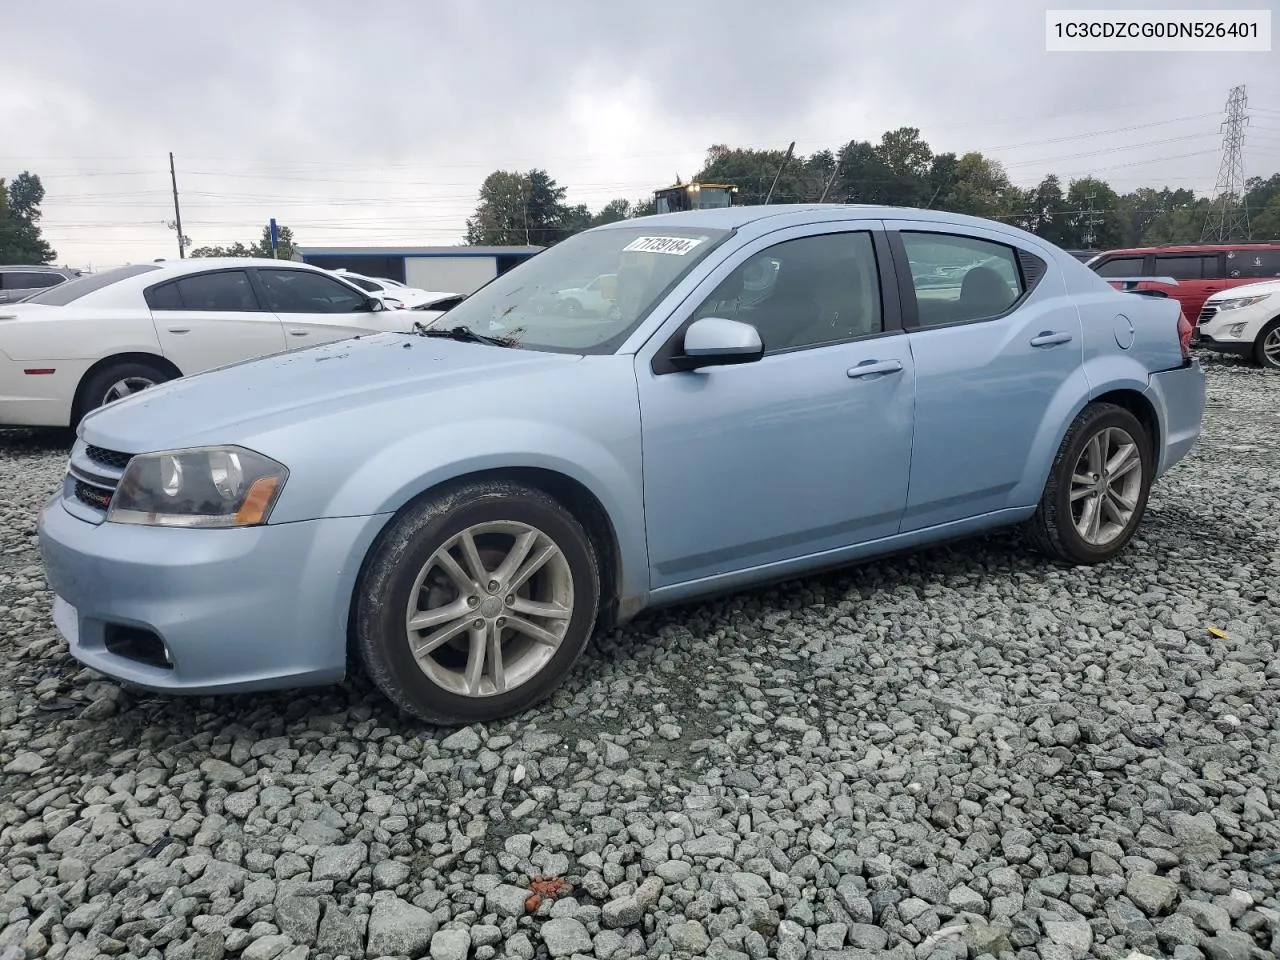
xmin=78 ymin=332 xmax=582 ymax=453
xmin=1208 ymin=279 xmax=1280 ymax=302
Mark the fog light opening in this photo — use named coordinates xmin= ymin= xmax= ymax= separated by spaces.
xmin=103 ymin=624 xmax=173 ymax=669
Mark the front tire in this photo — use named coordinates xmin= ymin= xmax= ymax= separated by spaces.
xmin=1027 ymin=402 xmax=1153 ymax=565
xmin=354 ymin=480 xmax=601 ymax=725
xmin=1254 ymin=319 xmax=1280 ymax=369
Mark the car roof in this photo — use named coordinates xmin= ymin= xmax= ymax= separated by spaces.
xmin=0 ymin=264 xmax=75 ymax=272
xmin=590 ymin=203 xmax=1049 ymax=239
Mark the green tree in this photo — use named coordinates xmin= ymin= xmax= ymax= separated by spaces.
xmin=695 ymin=144 xmax=814 ymax=205
xmin=0 ymin=172 xmax=56 ymax=264
xmin=190 ymin=224 xmax=298 ymax=259
xmin=590 ymin=199 xmax=633 ymax=226
xmin=465 ymin=169 xmax=589 ymax=245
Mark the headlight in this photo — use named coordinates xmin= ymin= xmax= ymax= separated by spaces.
xmin=107 ymin=445 xmax=288 ymax=528
xmin=1215 ymin=293 xmax=1271 ymax=311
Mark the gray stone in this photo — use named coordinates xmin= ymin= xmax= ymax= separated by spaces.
xmin=441 ymin=726 xmax=482 ymax=751
xmin=200 ymin=759 xmax=245 ymax=785
xmin=540 ymin=917 xmax=592 ymax=957
xmin=684 ymin=834 xmax=735 ymax=858
xmin=241 ymin=935 xmax=292 ymax=960
xmin=312 ymin=842 xmax=366 ymax=882
xmin=275 ymin=897 xmax=320 ymax=942
xmin=1043 ymin=919 xmax=1093 ymax=956
xmin=1126 ymin=872 xmax=1181 ymax=916
xmin=430 ymin=927 xmax=471 ymax=960
xmin=602 ymin=895 xmax=642 ymax=928
xmin=486 ymin=883 xmax=531 ymax=918
xmin=668 ymin=920 xmax=711 ymax=954
xmin=1199 ymin=933 xmax=1256 ymax=960
xmin=366 ymin=897 xmax=438 ymax=957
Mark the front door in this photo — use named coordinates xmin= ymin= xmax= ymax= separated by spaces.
xmin=885 ymin=223 xmax=1085 ymax=531
xmin=635 ymin=224 xmax=917 ymax=590
xmin=253 ymin=267 xmax=405 ymax=348
xmin=146 ymin=268 xmax=287 ymax=372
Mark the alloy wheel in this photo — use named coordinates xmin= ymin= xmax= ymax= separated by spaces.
xmin=1069 ymin=426 xmax=1144 ymax=546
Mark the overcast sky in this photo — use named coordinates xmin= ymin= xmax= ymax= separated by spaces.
xmin=3 ymin=0 xmax=1278 ymax=268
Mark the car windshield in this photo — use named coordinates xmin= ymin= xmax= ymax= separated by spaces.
xmin=431 ymin=225 xmax=731 ymax=354
xmin=21 ymin=263 xmax=160 ymax=305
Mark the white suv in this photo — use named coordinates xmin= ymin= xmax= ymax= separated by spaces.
xmin=1195 ymin=280 xmax=1280 ymax=369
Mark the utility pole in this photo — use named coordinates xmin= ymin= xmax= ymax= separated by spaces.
xmin=169 ymin=152 xmax=185 ymax=259
xmin=764 ymin=141 xmax=796 ymax=205
xmin=1201 ymin=85 xmax=1251 ymax=242
xmin=818 ymin=156 xmax=841 ymax=203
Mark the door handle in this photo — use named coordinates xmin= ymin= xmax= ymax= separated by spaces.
xmin=847 ymin=359 xmax=904 ymax=379
xmin=288 ymin=330 xmax=309 ymax=337
xmin=167 ymin=327 xmax=190 ymax=334
xmin=1030 ymin=331 xmax=1072 ymax=347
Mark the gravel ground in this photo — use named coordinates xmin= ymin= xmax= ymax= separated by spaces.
xmin=1 ymin=354 xmax=1278 ymax=960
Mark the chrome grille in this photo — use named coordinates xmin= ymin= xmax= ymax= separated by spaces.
xmin=64 ymin=441 xmax=133 ymax=520
xmin=1199 ymin=304 xmax=1219 ymax=323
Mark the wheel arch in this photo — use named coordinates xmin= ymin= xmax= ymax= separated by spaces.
xmin=71 ymin=352 xmax=183 ymax=424
xmin=344 ymin=464 xmax=629 ymax=664
xmin=1255 ymin=315 xmax=1280 ymax=367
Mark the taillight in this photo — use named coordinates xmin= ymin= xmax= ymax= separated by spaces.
xmin=1177 ymin=310 xmax=1192 ymax=359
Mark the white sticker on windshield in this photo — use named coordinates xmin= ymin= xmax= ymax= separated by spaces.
xmin=623 ymin=236 xmax=705 ymax=256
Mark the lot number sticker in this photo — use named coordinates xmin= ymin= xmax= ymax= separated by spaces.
xmin=623 ymin=236 xmax=705 ymax=255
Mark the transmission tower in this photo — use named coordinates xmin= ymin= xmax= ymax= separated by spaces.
xmin=1201 ymin=85 xmax=1251 ymax=242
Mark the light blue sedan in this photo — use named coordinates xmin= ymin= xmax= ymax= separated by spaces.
xmin=37 ymin=205 xmax=1205 ymax=725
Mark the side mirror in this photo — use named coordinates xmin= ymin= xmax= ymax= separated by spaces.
xmin=673 ymin=316 xmax=764 ymax=370
xmin=367 ymin=297 xmax=385 ymax=312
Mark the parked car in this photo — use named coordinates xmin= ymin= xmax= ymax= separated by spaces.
xmin=37 ymin=204 xmax=1204 ymax=725
xmin=0 ymin=265 xmax=83 ymax=304
xmin=1194 ymin=279 xmax=1280 ymax=368
xmin=330 ymin=269 xmax=459 ymax=311
xmin=1087 ymin=243 xmax=1280 ymax=320
xmin=552 ymin=273 xmax=616 ymax=315
xmin=0 ymin=258 xmax=416 ymax=428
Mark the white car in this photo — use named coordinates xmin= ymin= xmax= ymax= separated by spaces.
xmin=1195 ymin=279 xmax=1280 ymax=369
xmin=330 ymin=269 xmax=459 ymax=311
xmin=0 ymin=257 xmax=421 ymax=428
xmin=552 ymin=273 xmax=616 ymax=316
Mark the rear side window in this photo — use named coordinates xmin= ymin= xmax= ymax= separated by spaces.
xmin=1227 ymin=249 xmax=1280 ymax=279
xmin=257 ymin=269 xmax=369 ymax=313
xmin=900 ymin=232 xmax=1024 ymax=328
xmin=1154 ymin=254 xmax=1217 ymax=280
xmin=145 ymin=281 xmax=184 ymax=310
xmin=155 ymin=271 xmax=259 ymax=311
xmin=1093 ymin=256 xmax=1145 ymax=278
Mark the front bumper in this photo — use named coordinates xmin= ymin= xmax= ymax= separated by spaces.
xmin=1144 ymin=359 xmax=1205 ymax=479
xmin=37 ymin=496 xmax=389 ymax=694
xmin=1193 ymin=329 xmax=1253 ymax=358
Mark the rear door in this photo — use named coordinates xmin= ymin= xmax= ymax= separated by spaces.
xmin=144 ymin=268 xmax=287 ymax=373
xmin=253 ymin=267 xmax=407 ymax=346
xmin=884 ymin=221 xmax=1084 ymax=531
xmin=1152 ymin=252 xmax=1221 ymax=318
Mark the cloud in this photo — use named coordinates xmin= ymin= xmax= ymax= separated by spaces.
xmin=2 ymin=0 xmax=1277 ymax=266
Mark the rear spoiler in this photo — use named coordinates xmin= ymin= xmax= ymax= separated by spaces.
xmin=1104 ymin=276 xmax=1178 ymax=291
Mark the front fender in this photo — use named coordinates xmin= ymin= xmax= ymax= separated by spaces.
xmin=271 ymin=419 xmax=650 ymax=602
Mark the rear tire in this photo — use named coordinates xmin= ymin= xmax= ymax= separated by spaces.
xmin=1026 ymin=402 xmax=1153 ymax=565
xmin=354 ymin=479 xmax=600 ymax=725
xmin=74 ymin=360 xmax=174 ymax=426
xmin=1254 ymin=319 xmax=1280 ymax=370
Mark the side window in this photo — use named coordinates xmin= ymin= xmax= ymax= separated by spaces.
xmin=258 ymin=269 xmax=369 ymax=314
xmin=1154 ymin=254 xmax=1215 ymax=280
xmin=345 ymin=276 xmax=380 ymax=292
xmin=1228 ymin=249 xmax=1280 ymax=279
xmin=145 ymin=281 xmax=184 ymax=310
xmin=1093 ymin=256 xmax=1145 ymax=278
xmin=900 ymin=232 xmax=1023 ymax=327
xmin=6 ymin=272 xmax=65 ymax=289
xmin=169 ymin=271 xmax=258 ymax=311
xmin=690 ymin=231 xmax=884 ymax=354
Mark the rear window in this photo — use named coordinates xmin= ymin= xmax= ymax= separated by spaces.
xmin=21 ymin=264 xmax=160 ymax=305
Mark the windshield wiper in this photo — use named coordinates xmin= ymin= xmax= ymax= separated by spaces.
xmin=413 ymin=322 xmax=520 ymax=348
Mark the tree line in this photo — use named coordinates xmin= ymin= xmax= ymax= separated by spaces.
xmin=464 ymin=127 xmax=1280 ymax=250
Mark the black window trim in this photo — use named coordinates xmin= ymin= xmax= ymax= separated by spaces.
xmin=144 ymin=267 xmax=266 ymax=312
xmin=651 ymin=225 xmax=904 ymax=376
xmin=888 ymin=228 xmax=1046 ymax=332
